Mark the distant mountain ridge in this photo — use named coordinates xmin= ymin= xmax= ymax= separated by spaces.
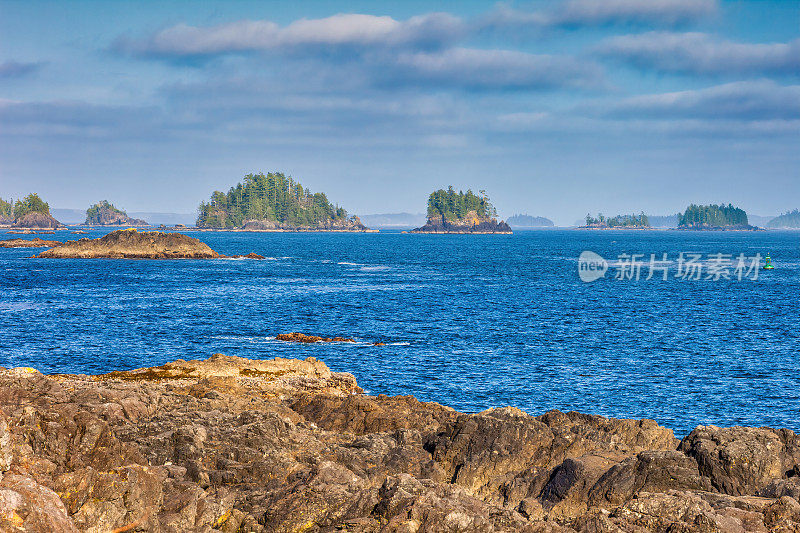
xmin=359 ymin=213 xmax=426 ymax=228
xmin=506 ymin=214 xmax=554 ymax=228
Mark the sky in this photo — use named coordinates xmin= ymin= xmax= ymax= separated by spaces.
xmin=0 ymin=0 xmax=798 ymax=225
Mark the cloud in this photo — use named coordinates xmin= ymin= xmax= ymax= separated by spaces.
xmin=602 ymin=80 xmax=800 ymax=121
xmin=485 ymin=0 xmax=716 ymax=30
xmin=597 ymin=32 xmax=800 ymax=75
xmin=391 ymin=48 xmax=604 ymax=90
xmin=0 ymin=61 xmax=42 ymax=79
xmin=116 ymin=13 xmax=465 ymax=58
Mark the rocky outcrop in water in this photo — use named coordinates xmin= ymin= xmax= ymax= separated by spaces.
xmin=12 ymin=212 xmax=61 ymax=229
xmin=84 ymin=201 xmax=148 ymax=226
xmin=0 ymin=354 xmax=798 ymax=532
xmin=0 ymin=237 xmax=62 ymax=248
xmin=411 ymin=211 xmax=512 ymax=234
xmin=275 ymin=332 xmax=355 ymax=343
xmin=35 ymin=228 xmax=220 ymax=259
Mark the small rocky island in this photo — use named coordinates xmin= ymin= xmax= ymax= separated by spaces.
xmin=0 ymin=237 xmax=62 ymax=248
xmin=35 ymin=228 xmax=220 ymax=259
xmin=677 ymin=203 xmax=761 ymax=230
xmin=0 ymin=193 xmax=62 ymax=229
xmin=84 ymin=200 xmax=148 ymax=226
xmin=0 ymin=354 xmax=798 ymax=532
xmin=579 ymin=213 xmax=652 ymax=229
xmin=196 ymin=171 xmax=372 ymax=231
xmin=411 ymin=187 xmax=512 ymax=234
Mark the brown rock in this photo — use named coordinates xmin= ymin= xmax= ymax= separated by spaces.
xmin=679 ymin=426 xmax=800 ymax=495
xmin=12 ymin=212 xmax=60 ymax=229
xmin=0 ymin=473 xmax=78 ymax=532
xmin=0 ymin=237 xmax=62 ymax=248
xmin=35 ymin=228 xmax=220 ymax=259
xmin=275 ymin=332 xmax=355 ymax=343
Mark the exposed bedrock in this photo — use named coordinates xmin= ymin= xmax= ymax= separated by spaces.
xmin=0 ymin=355 xmax=797 ymax=532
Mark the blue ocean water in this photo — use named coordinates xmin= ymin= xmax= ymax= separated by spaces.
xmin=1 ymin=228 xmax=798 ymax=437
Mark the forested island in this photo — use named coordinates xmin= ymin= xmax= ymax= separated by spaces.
xmin=411 ymin=187 xmax=511 ymax=233
xmin=677 ymin=203 xmax=758 ymax=230
xmin=196 ymin=172 xmax=369 ymax=231
xmin=85 ymin=200 xmax=148 ymax=226
xmin=581 ymin=213 xmax=650 ymax=229
xmin=507 ymin=214 xmax=554 ymax=228
xmin=767 ymin=209 xmax=800 ymax=229
xmin=0 ymin=193 xmax=61 ymax=228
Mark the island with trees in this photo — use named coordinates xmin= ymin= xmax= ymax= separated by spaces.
xmin=677 ymin=204 xmax=758 ymax=230
xmin=196 ymin=172 xmax=371 ymax=231
xmin=506 ymin=214 xmax=554 ymax=228
xmin=1 ymin=193 xmax=62 ymax=229
xmin=580 ymin=212 xmax=651 ymax=229
xmin=411 ymin=187 xmax=511 ymax=234
xmin=84 ymin=200 xmax=148 ymax=226
xmin=767 ymin=209 xmax=800 ymax=229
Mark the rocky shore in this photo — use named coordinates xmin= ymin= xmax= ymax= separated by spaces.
xmin=235 ymin=217 xmax=374 ymax=232
xmin=0 ymin=354 xmax=798 ymax=532
xmin=35 ymin=228 xmax=220 ymax=259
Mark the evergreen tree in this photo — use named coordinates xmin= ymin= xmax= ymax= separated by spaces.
xmin=196 ymin=172 xmax=350 ymax=228
xmin=13 ymin=193 xmax=50 ymax=219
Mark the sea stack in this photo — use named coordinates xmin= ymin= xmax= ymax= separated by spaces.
xmin=411 ymin=187 xmax=512 ymax=234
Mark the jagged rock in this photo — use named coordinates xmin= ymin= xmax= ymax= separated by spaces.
xmin=588 ymin=450 xmax=711 ymax=508
xmin=679 ymin=426 xmax=800 ymax=495
xmin=0 ymin=473 xmax=78 ymax=532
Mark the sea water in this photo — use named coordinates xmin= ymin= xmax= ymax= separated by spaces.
xmin=1 ymin=228 xmax=798 ymax=437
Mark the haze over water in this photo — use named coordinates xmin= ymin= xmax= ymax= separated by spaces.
xmin=1 ymin=228 xmax=798 ymax=437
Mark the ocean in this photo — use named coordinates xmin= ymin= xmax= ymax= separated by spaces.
xmin=1 ymin=228 xmax=798 ymax=437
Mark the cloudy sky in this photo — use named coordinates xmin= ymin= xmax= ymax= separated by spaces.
xmin=1 ymin=0 xmax=798 ymax=224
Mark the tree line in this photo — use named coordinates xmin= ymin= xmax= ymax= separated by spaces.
xmin=197 ymin=172 xmax=349 ymax=228
xmin=678 ymin=204 xmax=748 ymax=227
xmin=585 ymin=212 xmax=650 ymax=227
xmin=0 ymin=193 xmax=51 ymax=220
xmin=427 ymin=186 xmax=496 ymax=222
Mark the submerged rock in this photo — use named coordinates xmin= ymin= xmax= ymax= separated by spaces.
xmin=275 ymin=332 xmax=355 ymax=343
xmin=0 ymin=355 xmax=798 ymax=532
xmin=35 ymin=228 xmax=220 ymax=259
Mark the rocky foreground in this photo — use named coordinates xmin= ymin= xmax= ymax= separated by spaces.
xmin=0 ymin=355 xmax=798 ymax=532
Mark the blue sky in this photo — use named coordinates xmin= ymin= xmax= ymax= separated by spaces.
xmin=1 ymin=0 xmax=798 ymax=224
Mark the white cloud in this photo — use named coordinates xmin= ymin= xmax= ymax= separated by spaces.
xmin=597 ymin=32 xmax=800 ymax=75
xmin=394 ymin=48 xmax=603 ymax=90
xmin=603 ymin=80 xmax=800 ymax=120
xmin=484 ymin=0 xmax=717 ymax=29
xmin=120 ymin=13 xmax=465 ymax=57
